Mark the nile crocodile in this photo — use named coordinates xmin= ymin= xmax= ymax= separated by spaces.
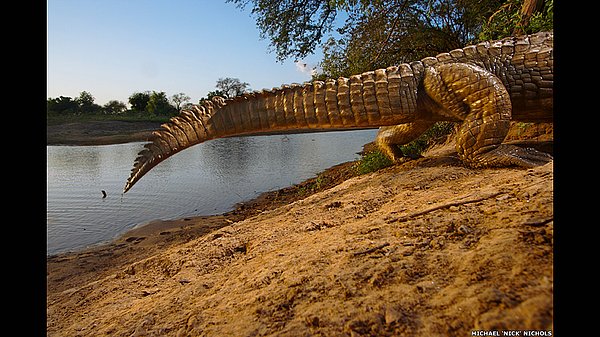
xmin=124 ymin=31 xmax=553 ymax=193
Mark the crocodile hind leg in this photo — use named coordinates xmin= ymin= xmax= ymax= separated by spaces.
xmin=375 ymin=121 xmax=435 ymax=161
xmin=424 ymin=62 xmax=552 ymax=168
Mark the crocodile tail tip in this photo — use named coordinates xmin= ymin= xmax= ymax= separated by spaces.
xmin=123 ymin=98 xmax=231 ymax=193
xmin=123 ymin=132 xmax=172 ymax=193
xmin=123 ymin=167 xmax=141 ymax=193
xmin=123 ymin=151 xmax=153 ymax=193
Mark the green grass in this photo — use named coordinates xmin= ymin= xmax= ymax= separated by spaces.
xmin=296 ymin=173 xmax=331 ymax=196
xmin=354 ymin=150 xmax=394 ymax=175
xmin=354 ymin=121 xmax=455 ymax=175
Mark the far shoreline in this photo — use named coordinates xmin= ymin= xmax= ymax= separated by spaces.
xmin=46 ymin=120 xmax=162 ymax=146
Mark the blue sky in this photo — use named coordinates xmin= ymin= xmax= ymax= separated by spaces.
xmin=47 ymin=0 xmax=326 ymax=106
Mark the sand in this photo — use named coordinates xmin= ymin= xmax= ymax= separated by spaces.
xmin=46 ymin=122 xmax=554 ymax=336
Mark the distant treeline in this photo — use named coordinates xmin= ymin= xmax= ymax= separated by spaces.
xmin=47 ymin=91 xmax=192 ymax=117
xmin=47 ymin=78 xmax=251 ymax=119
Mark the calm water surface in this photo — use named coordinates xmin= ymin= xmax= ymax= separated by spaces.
xmin=47 ymin=130 xmax=377 ymax=255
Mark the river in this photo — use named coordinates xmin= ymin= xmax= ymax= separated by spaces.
xmin=46 ymin=129 xmax=378 ymax=255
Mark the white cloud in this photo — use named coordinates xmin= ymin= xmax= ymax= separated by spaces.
xmin=294 ymin=60 xmax=319 ymax=77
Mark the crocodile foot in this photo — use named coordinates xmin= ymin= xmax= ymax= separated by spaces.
xmin=467 ymin=144 xmax=553 ymax=168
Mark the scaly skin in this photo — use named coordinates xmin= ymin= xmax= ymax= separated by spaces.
xmin=124 ymin=31 xmax=553 ymax=193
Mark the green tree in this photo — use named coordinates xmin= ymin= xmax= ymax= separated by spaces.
xmin=128 ymin=91 xmax=151 ymax=112
xmin=199 ymin=89 xmax=226 ymax=103
xmin=215 ymin=77 xmax=250 ymax=98
xmin=228 ymin=0 xmax=339 ymax=62
xmin=229 ymin=0 xmax=503 ymax=63
xmin=170 ymin=93 xmax=191 ymax=111
xmin=316 ymin=0 xmax=506 ymax=79
xmin=199 ymin=78 xmax=250 ymax=102
xmin=147 ymin=91 xmax=176 ymax=116
xmin=230 ymin=0 xmax=551 ymax=79
xmin=47 ymin=96 xmax=78 ymax=115
xmin=103 ymin=100 xmax=128 ymax=114
xmin=76 ymin=91 xmax=101 ymax=114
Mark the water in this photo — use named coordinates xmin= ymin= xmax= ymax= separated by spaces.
xmin=47 ymin=129 xmax=378 ymax=255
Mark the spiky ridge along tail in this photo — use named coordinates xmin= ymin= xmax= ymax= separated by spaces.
xmin=124 ymin=31 xmax=553 ymax=193
xmin=124 ymin=65 xmax=423 ymax=193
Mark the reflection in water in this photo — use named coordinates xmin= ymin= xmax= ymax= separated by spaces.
xmin=47 ymin=129 xmax=378 ymax=255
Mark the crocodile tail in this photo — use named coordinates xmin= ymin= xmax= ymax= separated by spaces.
xmin=124 ymin=65 xmax=421 ymax=193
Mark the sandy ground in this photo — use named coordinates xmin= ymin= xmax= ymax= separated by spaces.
xmin=46 ymin=122 xmax=554 ymax=336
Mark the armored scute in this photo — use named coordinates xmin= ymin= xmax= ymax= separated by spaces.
xmin=125 ymin=31 xmax=553 ymax=193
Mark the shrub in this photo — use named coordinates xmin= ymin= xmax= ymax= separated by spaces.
xmin=354 ymin=150 xmax=394 ymax=175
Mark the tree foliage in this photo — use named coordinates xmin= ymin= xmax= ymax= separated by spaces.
xmin=103 ymin=100 xmax=128 ymax=114
xmin=215 ymin=77 xmax=250 ymax=98
xmin=317 ymin=0 xmax=508 ymax=78
xmin=203 ymin=90 xmax=226 ymax=101
xmin=228 ymin=0 xmax=339 ymax=62
xmin=46 ymin=78 xmax=248 ymax=118
xmin=48 ymin=90 xmax=179 ymax=117
xmin=200 ymin=77 xmax=251 ymax=103
xmin=76 ymin=91 xmax=99 ymax=114
xmin=479 ymin=0 xmax=553 ymax=40
xmin=47 ymin=96 xmax=79 ymax=115
xmin=47 ymin=91 xmax=105 ymax=115
xmin=230 ymin=0 xmax=552 ymax=79
xmin=128 ymin=92 xmax=151 ymax=112
xmin=171 ymin=93 xmax=191 ymax=111
xmin=146 ymin=91 xmax=176 ymax=115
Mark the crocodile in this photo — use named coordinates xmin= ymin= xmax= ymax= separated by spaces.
xmin=123 ymin=31 xmax=553 ymax=193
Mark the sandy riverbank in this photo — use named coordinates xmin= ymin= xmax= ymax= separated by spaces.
xmin=47 ymin=119 xmax=554 ymax=335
